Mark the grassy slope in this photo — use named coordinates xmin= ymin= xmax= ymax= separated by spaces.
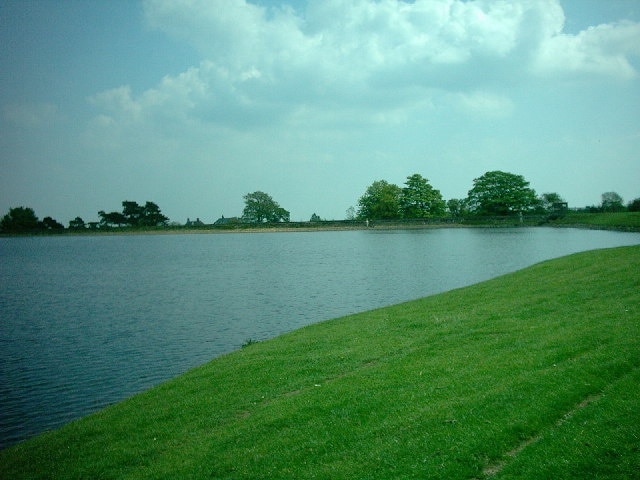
xmin=550 ymin=211 xmax=640 ymax=230
xmin=1 ymin=246 xmax=639 ymax=479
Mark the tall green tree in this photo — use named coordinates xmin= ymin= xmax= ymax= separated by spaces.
xmin=466 ymin=171 xmax=538 ymax=215
xmin=447 ymin=198 xmax=468 ymax=217
xmin=400 ymin=174 xmax=445 ymax=218
xmin=601 ymin=192 xmax=624 ymax=212
xmin=140 ymin=201 xmax=169 ymax=226
xmin=242 ymin=191 xmax=290 ymax=223
xmin=122 ymin=201 xmax=143 ymax=226
xmin=357 ymin=180 xmax=402 ymax=220
xmin=539 ymin=192 xmax=566 ymax=213
xmin=0 ymin=206 xmax=41 ymax=232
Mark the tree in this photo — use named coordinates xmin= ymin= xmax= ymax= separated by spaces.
xmin=122 ymin=201 xmax=144 ymax=226
xmin=601 ymin=192 xmax=624 ymax=212
xmin=345 ymin=206 xmax=356 ymax=220
xmin=98 ymin=210 xmax=127 ymax=227
xmin=0 ymin=206 xmax=41 ymax=232
xmin=42 ymin=216 xmax=64 ymax=230
xmin=99 ymin=201 xmax=169 ymax=227
xmin=274 ymin=207 xmax=290 ymax=223
xmin=539 ymin=192 xmax=566 ymax=213
xmin=242 ymin=191 xmax=290 ymax=223
xmin=69 ymin=217 xmax=86 ymax=229
xmin=357 ymin=180 xmax=402 ymax=220
xmin=447 ymin=198 xmax=468 ymax=217
xmin=310 ymin=213 xmax=322 ymax=222
xmin=466 ymin=171 xmax=538 ymax=215
xmin=400 ymin=174 xmax=445 ymax=218
xmin=628 ymin=198 xmax=640 ymax=212
xmin=140 ymin=201 xmax=169 ymax=226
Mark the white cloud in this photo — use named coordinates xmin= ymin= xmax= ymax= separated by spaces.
xmin=90 ymin=86 xmax=140 ymax=117
xmin=87 ymin=0 xmax=640 ymax=134
xmin=534 ymin=20 xmax=640 ymax=78
xmin=455 ymin=91 xmax=514 ymax=117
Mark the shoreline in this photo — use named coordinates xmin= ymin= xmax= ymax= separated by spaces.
xmin=0 ymin=221 xmax=540 ymax=237
xmin=0 ymin=224 xmax=524 ymax=237
xmin=2 ymin=215 xmax=640 ymax=237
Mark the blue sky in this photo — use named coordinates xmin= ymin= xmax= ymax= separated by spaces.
xmin=1 ymin=0 xmax=639 ymax=223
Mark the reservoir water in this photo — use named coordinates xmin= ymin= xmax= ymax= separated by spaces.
xmin=1 ymin=227 xmax=639 ymax=448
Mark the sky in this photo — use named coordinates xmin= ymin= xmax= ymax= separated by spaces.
xmin=1 ymin=0 xmax=639 ymax=224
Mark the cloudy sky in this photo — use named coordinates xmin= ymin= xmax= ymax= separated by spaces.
xmin=1 ymin=0 xmax=639 ymax=224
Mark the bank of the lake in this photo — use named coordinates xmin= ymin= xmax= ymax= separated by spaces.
xmin=4 ymin=211 xmax=638 ymax=237
xmin=1 ymin=245 xmax=638 ymax=479
xmin=548 ymin=211 xmax=640 ymax=232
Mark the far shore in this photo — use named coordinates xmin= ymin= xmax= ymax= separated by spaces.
xmin=74 ymin=222 xmax=476 ymax=235
xmin=1 ymin=222 xmax=531 ymax=237
xmin=2 ymin=212 xmax=640 ymax=236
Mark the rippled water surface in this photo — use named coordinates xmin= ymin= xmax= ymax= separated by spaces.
xmin=1 ymin=227 xmax=639 ymax=447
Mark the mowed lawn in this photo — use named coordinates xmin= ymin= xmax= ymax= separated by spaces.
xmin=551 ymin=211 xmax=640 ymax=230
xmin=1 ymin=245 xmax=639 ymax=479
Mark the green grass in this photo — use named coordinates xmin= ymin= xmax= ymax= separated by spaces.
xmin=550 ymin=211 xmax=640 ymax=230
xmin=2 ymin=246 xmax=639 ymax=479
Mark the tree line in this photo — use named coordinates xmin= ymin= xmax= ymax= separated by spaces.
xmin=0 ymin=200 xmax=170 ymax=233
xmin=96 ymin=201 xmax=169 ymax=228
xmin=1 ymin=170 xmax=638 ymax=233
xmin=352 ymin=171 xmax=637 ymax=221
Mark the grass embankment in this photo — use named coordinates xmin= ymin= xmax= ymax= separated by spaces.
xmin=549 ymin=211 xmax=640 ymax=231
xmin=2 ymin=246 xmax=640 ymax=479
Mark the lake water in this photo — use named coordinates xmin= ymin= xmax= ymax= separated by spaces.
xmin=1 ymin=227 xmax=639 ymax=448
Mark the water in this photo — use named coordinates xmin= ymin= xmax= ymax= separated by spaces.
xmin=1 ymin=227 xmax=639 ymax=448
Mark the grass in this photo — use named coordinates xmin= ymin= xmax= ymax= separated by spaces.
xmin=549 ymin=211 xmax=640 ymax=230
xmin=1 ymin=245 xmax=639 ymax=479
